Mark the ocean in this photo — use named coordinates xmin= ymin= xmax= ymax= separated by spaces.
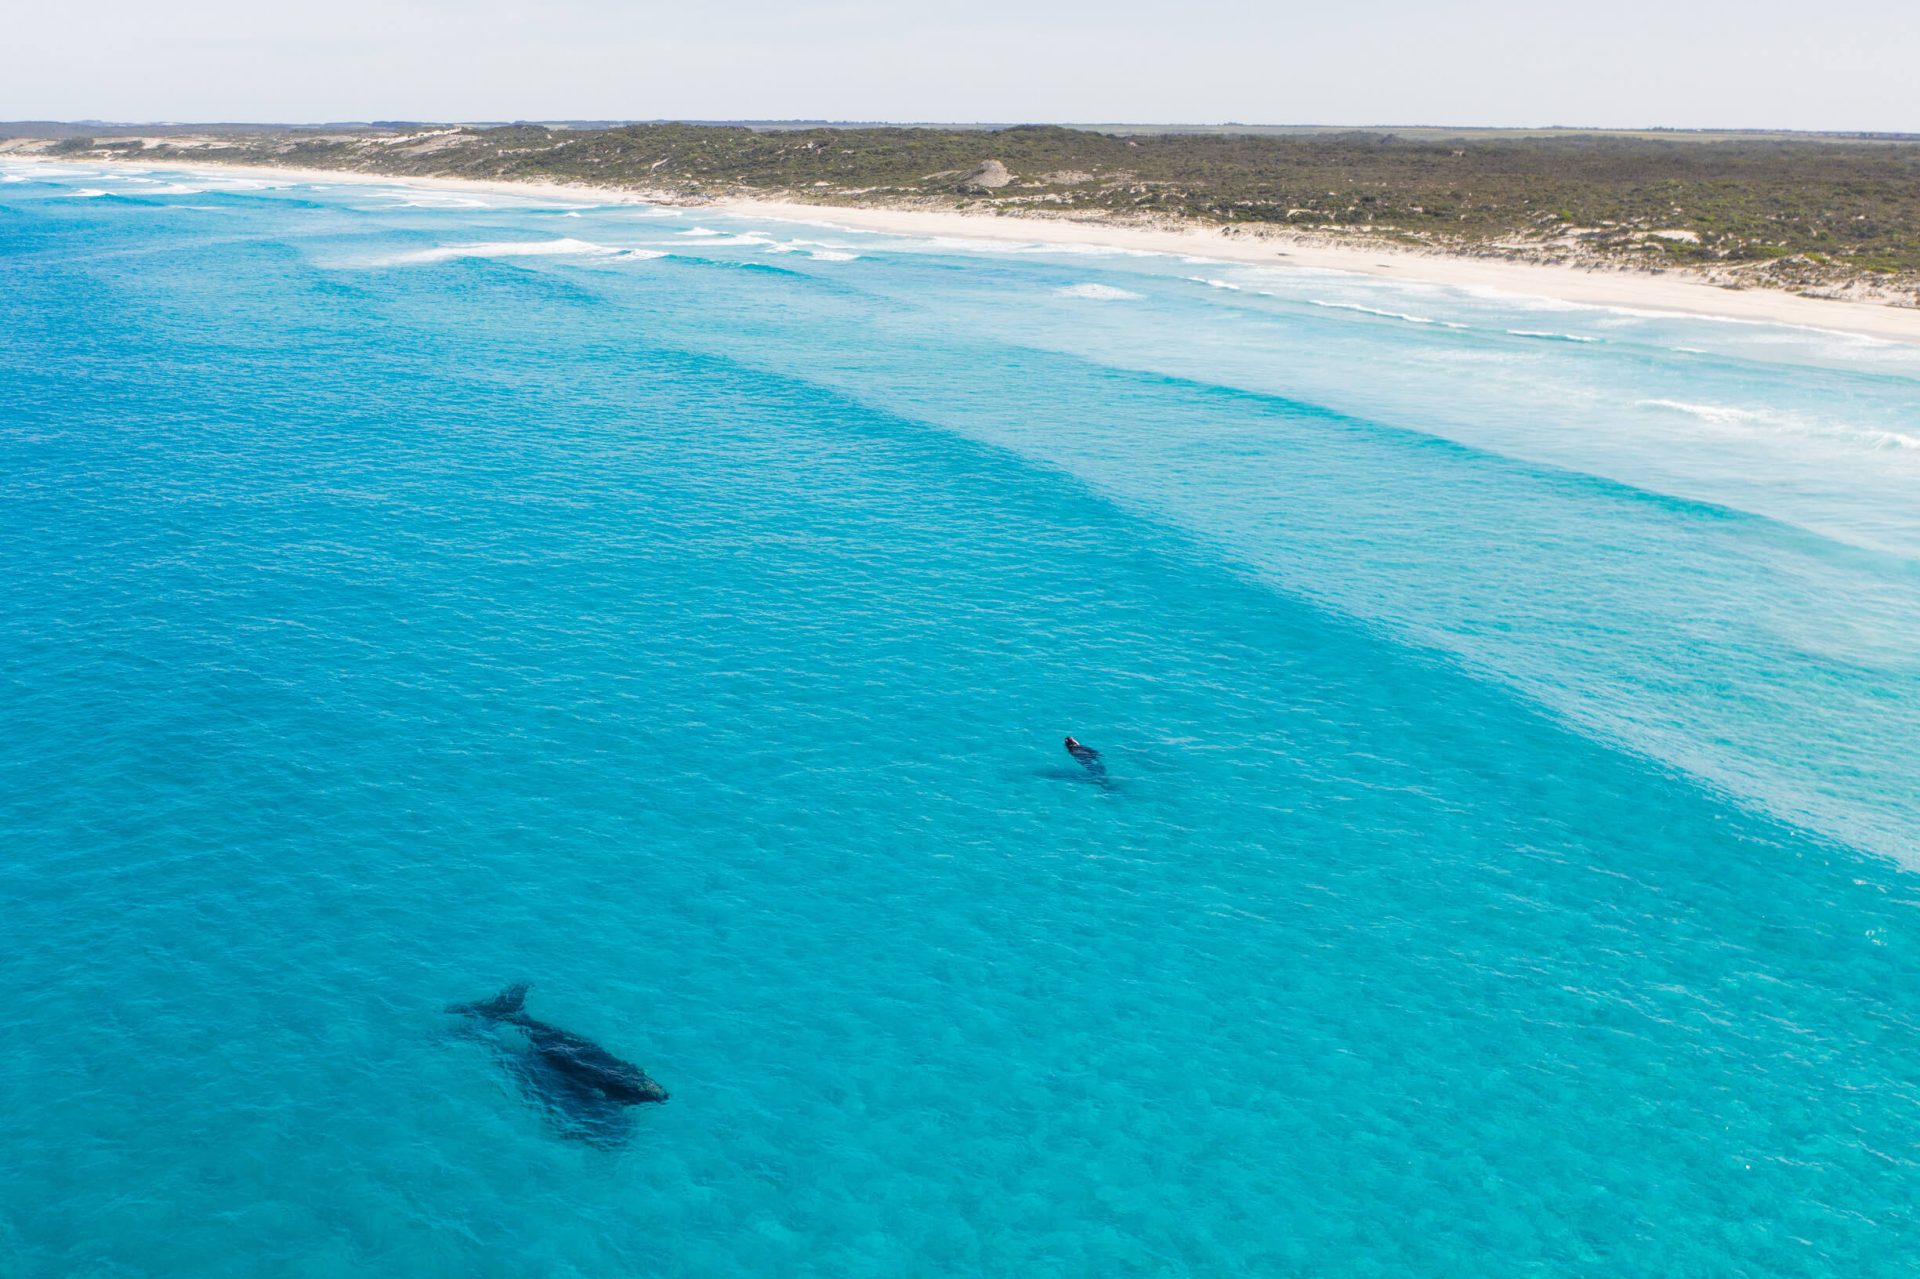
xmin=2 ymin=161 xmax=1917 ymax=1277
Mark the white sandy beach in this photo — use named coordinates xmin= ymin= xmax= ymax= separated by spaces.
xmin=721 ymin=199 xmax=1920 ymax=345
xmin=15 ymin=154 xmax=1920 ymax=344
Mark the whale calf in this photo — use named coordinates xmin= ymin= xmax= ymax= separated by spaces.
xmin=1063 ymin=735 xmax=1107 ymax=779
xmin=449 ymin=985 xmax=669 ymax=1116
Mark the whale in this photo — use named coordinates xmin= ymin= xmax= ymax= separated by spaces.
xmin=1063 ymin=735 xmax=1107 ymax=779
xmin=448 ymin=984 xmax=669 ymax=1127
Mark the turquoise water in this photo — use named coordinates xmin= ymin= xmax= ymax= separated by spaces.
xmin=3 ymin=161 xmax=1918 ymax=1276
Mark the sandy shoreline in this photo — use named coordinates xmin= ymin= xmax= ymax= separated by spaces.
xmin=15 ymin=154 xmax=1920 ymax=344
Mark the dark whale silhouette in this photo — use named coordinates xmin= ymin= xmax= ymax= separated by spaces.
xmin=448 ymin=985 xmax=667 ymax=1142
xmin=1063 ymin=735 xmax=1107 ymax=779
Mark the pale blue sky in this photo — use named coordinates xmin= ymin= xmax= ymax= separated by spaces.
xmin=9 ymin=0 xmax=1915 ymax=132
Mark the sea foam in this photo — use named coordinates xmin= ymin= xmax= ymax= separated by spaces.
xmin=376 ymin=238 xmax=657 ymax=266
xmin=1056 ymin=283 xmax=1143 ymax=300
xmin=1309 ymin=299 xmax=1467 ymax=328
xmin=756 ymin=236 xmax=862 ymax=261
xmin=365 ymin=189 xmax=493 ymax=210
xmin=1506 ymin=329 xmax=1601 ymax=343
xmin=1638 ymin=398 xmax=1920 ymax=451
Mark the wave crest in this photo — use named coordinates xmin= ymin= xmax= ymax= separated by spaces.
xmin=376 ymin=238 xmax=648 ymax=266
xmin=1056 ymin=283 xmax=1143 ymax=300
xmin=1309 ymin=299 xmax=1467 ymax=329
xmin=1506 ymin=329 xmax=1600 ymax=343
xmin=1638 ymin=398 xmax=1920 ymax=451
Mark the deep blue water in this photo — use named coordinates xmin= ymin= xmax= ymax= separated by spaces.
xmin=3 ymin=161 xmax=1919 ymax=1276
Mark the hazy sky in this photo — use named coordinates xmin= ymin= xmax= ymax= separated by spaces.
xmin=8 ymin=0 xmax=1915 ymax=132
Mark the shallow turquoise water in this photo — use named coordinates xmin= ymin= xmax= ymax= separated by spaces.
xmin=3 ymin=162 xmax=1919 ymax=1276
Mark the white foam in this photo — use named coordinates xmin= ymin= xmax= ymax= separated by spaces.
xmin=1468 ymin=285 xmax=1910 ymax=348
xmin=872 ymin=235 xmax=1158 ymax=259
xmin=1035 ymin=241 xmax=1158 ymax=257
xmin=365 ymin=189 xmax=492 ymax=210
xmin=377 ymin=238 xmax=626 ymax=266
xmin=655 ymin=232 xmax=780 ymax=250
xmin=1506 ymin=329 xmax=1600 ymax=343
xmin=68 ymin=188 xmax=109 ymax=199
xmin=1055 ymin=283 xmax=1143 ymax=300
xmin=1187 ymin=277 xmax=1241 ymax=290
xmin=789 ymin=236 xmax=861 ymax=258
xmin=1638 ymin=399 xmax=1920 ymax=451
xmin=1309 ymin=299 xmax=1468 ymax=328
xmin=749 ymin=236 xmax=860 ymax=261
xmin=1637 ymin=398 xmax=1763 ymax=425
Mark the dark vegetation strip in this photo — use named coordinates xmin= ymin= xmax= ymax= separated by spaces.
xmin=16 ymin=123 xmax=1920 ymax=298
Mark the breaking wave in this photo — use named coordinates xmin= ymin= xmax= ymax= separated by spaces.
xmin=757 ymin=236 xmax=860 ymax=261
xmin=1638 ymin=398 xmax=1920 ymax=450
xmin=376 ymin=239 xmax=663 ymax=266
xmin=1637 ymin=398 xmax=1764 ymax=426
xmin=1056 ymin=283 xmax=1143 ymax=300
xmin=1506 ymin=329 xmax=1600 ymax=343
xmin=879 ymin=236 xmax=1157 ymax=259
xmin=365 ymin=189 xmax=493 ymax=210
xmin=1308 ymin=299 xmax=1467 ymax=328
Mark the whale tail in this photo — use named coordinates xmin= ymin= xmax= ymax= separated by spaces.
xmin=449 ymin=983 xmax=532 ymax=1021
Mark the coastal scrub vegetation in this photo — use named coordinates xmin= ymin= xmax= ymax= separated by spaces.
xmin=10 ymin=122 xmax=1919 ymax=300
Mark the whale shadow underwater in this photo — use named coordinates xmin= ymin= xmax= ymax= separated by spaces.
xmin=447 ymin=984 xmax=668 ymax=1148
